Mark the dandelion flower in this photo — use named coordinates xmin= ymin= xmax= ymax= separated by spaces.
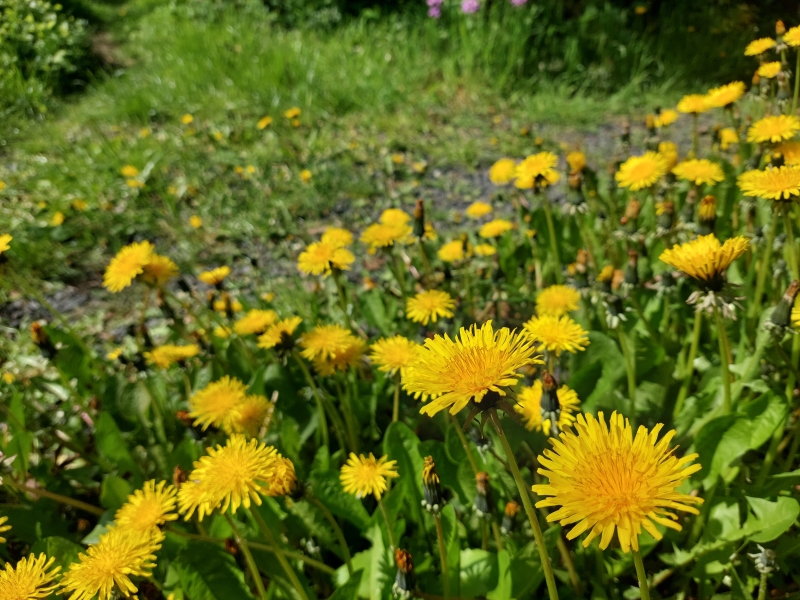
xmin=785 ymin=26 xmax=800 ymax=47
xmin=181 ymin=114 xmax=194 ymax=124
xmin=50 ymin=212 xmax=65 ymax=226
xmin=658 ymin=141 xmax=678 ymax=171
xmin=438 ymin=240 xmax=465 ymax=263
xmin=745 ymin=37 xmax=776 ymax=56
xmin=227 ymin=395 xmax=274 ymax=437
xmin=536 ymin=285 xmax=581 ymax=317
xmin=515 ymin=152 xmax=560 ymax=189
xmin=705 ymin=82 xmax=746 ymax=108
xmin=672 ymin=159 xmax=725 ymax=186
xmin=340 ymin=453 xmax=399 ymax=499
xmin=189 ymin=215 xmax=202 ymax=228
xmin=264 ymin=456 xmax=297 ymax=497
xmin=406 ymin=290 xmax=456 ymax=325
xmin=738 ymin=166 xmax=800 ymax=200
xmin=676 ymin=94 xmax=709 ymax=114
xmin=0 ymin=233 xmax=11 ymax=256
xmin=566 ymin=151 xmax=586 ymax=172
xmin=234 ymin=309 xmax=279 ymax=336
xmin=660 ymin=234 xmax=749 ymax=288
xmin=60 ymin=527 xmax=163 ymax=600
xmin=313 ymin=335 xmax=366 ymax=376
xmin=143 ymin=344 xmax=199 ymax=368
xmin=524 ymin=314 xmax=589 ymax=356
xmin=479 ymin=219 xmax=514 ymax=239
xmin=0 ymin=516 xmax=10 ymax=542
xmin=0 ymin=553 xmax=60 ymax=599
xmin=115 ymin=480 xmax=177 ymax=534
xmin=720 ymin=128 xmax=739 ymax=150
xmin=103 ymin=241 xmax=154 ymax=293
xmin=198 ymin=266 xmax=231 ymax=286
xmin=370 ymin=335 xmax=419 ymax=376
xmin=188 ymin=376 xmax=248 ymax=431
xmin=213 ymin=296 xmax=243 ymax=313
xmin=532 ymin=411 xmax=703 ymax=553
xmin=284 ymin=107 xmax=301 ymax=119
xmin=300 ymin=169 xmax=312 ymax=183
xmin=489 ymin=158 xmax=517 ymax=185
xmin=257 ymin=116 xmax=273 ymax=129
xmin=757 ymin=61 xmax=781 ymax=79
xmin=300 ymin=324 xmax=353 ymax=361
xmin=776 ymin=141 xmax=800 ymax=165
xmin=474 ymin=243 xmax=497 ymax=256
xmin=404 ymin=321 xmax=542 ymax=416
xmin=654 ymin=109 xmax=679 ymax=127
xmin=748 ymin=115 xmax=800 ymax=143
xmin=615 ymin=152 xmax=668 ymax=190
xmin=258 ymin=316 xmax=303 ymax=350
xmin=380 ymin=208 xmax=412 ymax=226
xmin=321 ymin=227 xmax=353 ymax=247
xmin=120 ymin=165 xmax=139 ymax=177
xmin=465 ymin=201 xmax=493 ymax=219
xmin=141 ymin=254 xmax=178 ymax=286
xmin=297 ymin=241 xmax=355 ymax=276
xmin=360 ymin=223 xmax=412 ymax=252
xmin=516 ymin=379 xmax=580 ymax=436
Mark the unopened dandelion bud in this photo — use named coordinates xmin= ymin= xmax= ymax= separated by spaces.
xmin=624 ymin=250 xmax=639 ymax=287
xmin=501 ymin=501 xmax=520 ymax=534
xmin=474 ymin=472 xmax=494 ymax=517
xmin=656 ymin=201 xmax=675 ymax=231
xmin=392 ymin=549 xmax=415 ymax=599
xmin=621 ymin=120 xmax=631 ymax=144
xmin=698 ymin=195 xmax=717 ymax=235
xmin=173 ymin=465 xmax=188 ymax=488
xmin=421 ymin=456 xmax=444 ymax=514
xmin=540 ymin=372 xmax=562 ymax=436
xmin=681 ymin=189 xmax=696 ymax=223
xmin=777 ymin=20 xmax=786 ymax=35
xmin=752 ymin=72 xmax=761 ymax=86
xmin=768 ymin=280 xmax=799 ymax=333
xmin=413 ymin=198 xmax=425 ymax=239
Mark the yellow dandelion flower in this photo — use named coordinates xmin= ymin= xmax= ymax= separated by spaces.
xmin=300 ymin=169 xmax=312 ymax=183
xmin=257 ymin=116 xmax=273 ymax=129
xmin=120 ymin=165 xmax=139 ymax=178
xmin=0 ymin=234 xmax=12 ymax=256
xmin=60 ymin=527 xmax=163 ymax=600
xmin=615 ymin=152 xmax=668 ymax=190
xmin=0 ymin=553 xmax=60 ymax=599
xmin=115 ymin=480 xmax=178 ymax=534
xmin=524 ymin=314 xmax=589 ymax=356
xmin=189 ymin=215 xmax=202 ymax=228
xmin=676 ymin=94 xmax=709 ymax=114
xmin=370 ymin=335 xmax=419 ymax=376
xmin=227 ymin=395 xmax=273 ymax=437
xmin=720 ymin=127 xmax=739 ymax=150
xmin=72 ymin=198 xmax=88 ymax=211
xmin=654 ymin=109 xmax=679 ymax=127
xmin=748 ymin=114 xmax=800 ymax=143
xmin=479 ymin=219 xmax=514 ymax=239
xmin=263 ymin=456 xmax=297 ymax=497
xmin=297 ymin=241 xmax=355 ymax=276
xmin=672 ymin=159 xmax=725 ymax=186
xmin=141 ymin=254 xmax=178 ymax=287
xmin=0 ymin=516 xmax=10 ymax=543
xmin=234 ymin=309 xmax=279 ymax=336
xmin=660 ymin=234 xmax=749 ymax=286
xmin=705 ymin=82 xmax=746 ymax=108
xmin=103 ymin=241 xmax=154 ymax=293
xmin=321 ymin=227 xmax=353 ymax=247
xmin=757 ymin=61 xmax=781 ymax=79
xmin=181 ymin=114 xmax=194 ymax=124
xmin=178 ymin=434 xmax=282 ymax=517
xmin=380 ymin=208 xmax=412 ymax=226
xmin=474 ymin=243 xmax=497 ymax=256
xmin=532 ymin=411 xmax=703 ymax=553
xmin=438 ymin=239 xmax=465 ymax=263
xmin=50 ymin=211 xmax=65 ymax=226
xmin=738 ymin=166 xmax=800 ymax=200
xmin=406 ymin=289 xmax=456 ymax=325
xmin=404 ymin=321 xmax=542 ymax=417
xmin=465 ymin=201 xmax=493 ymax=219
xmin=213 ymin=296 xmax=243 ymax=313
xmin=566 ymin=151 xmax=586 ymax=173
xmin=360 ymin=222 xmax=412 ymax=252
xmin=198 ymin=266 xmax=231 ymax=286
xmin=785 ymin=26 xmax=800 ymax=47
xmin=126 ymin=178 xmax=144 ymax=188
xmin=188 ymin=376 xmax=248 ymax=431
xmin=258 ymin=316 xmax=303 ymax=350
xmin=489 ymin=158 xmax=517 ymax=185
xmin=284 ymin=107 xmax=301 ymax=119
xmin=515 ymin=152 xmax=560 ymax=189
xmin=340 ymin=453 xmax=399 ymax=500
xmin=536 ymin=285 xmax=581 ymax=317
xmin=776 ymin=141 xmax=800 ymax=165
xmin=2 ymin=372 xmax=14 ymax=384
xmin=143 ymin=344 xmax=200 ymax=368
xmin=313 ymin=335 xmax=367 ymax=376
xmin=745 ymin=37 xmax=776 ymax=56
xmin=516 ymin=379 xmax=580 ymax=436
xmin=300 ymin=324 xmax=352 ymax=361
xmin=658 ymin=141 xmax=678 ymax=171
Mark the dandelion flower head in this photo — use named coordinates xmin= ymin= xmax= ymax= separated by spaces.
xmin=258 ymin=316 xmax=303 ymax=350
xmin=515 ymin=152 xmax=560 ymax=189
xmin=143 ymin=344 xmax=200 ymax=369
xmin=198 ymin=266 xmax=231 ymax=286
xmin=672 ymin=159 xmax=725 ymax=186
xmin=748 ymin=114 xmax=800 ymax=144
xmin=103 ymin=241 xmax=154 ymax=293
xmin=615 ymin=152 xmax=668 ymax=190
xmin=300 ymin=324 xmax=353 ymax=361
xmin=188 ymin=376 xmax=248 ymax=431
xmin=738 ymin=166 xmax=800 ymax=200
xmin=234 ymin=309 xmax=279 ymax=335
xmin=298 ymin=241 xmax=355 ymax=276
xmin=370 ymin=335 xmax=420 ymax=376
xmin=676 ymin=94 xmax=709 ymax=114
xmin=114 ymin=480 xmax=178 ymax=534
xmin=524 ymin=314 xmax=589 ymax=356
xmin=438 ymin=239 xmax=466 ymax=263
xmin=659 ymin=234 xmax=749 ymax=287
xmin=312 ymin=335 xmax=367 ymax=376
xmin=757 ymin=61 xmax=781 ymax=79
xmin=340 ymin=453 xmax=399 ymax=500
xmin=516 ymin=379 xmax=580 ymax=436
xmin=0 ymin=553 xmax=60 ymax=600
xmin=566 ymin=151 xmax=586 ymax=173
xmin=479 ymin=219 xmax=514 ymax=239
xmin=321 ymin=226 xmax=354 ymax=247
xmin=705 ymin=82 xmax=745 ymax=108
xmin=406 ymin=289 xmax=456 ymax=325
xmin=0 ymin=234 xmax=11 ymax=256
xmin=536 ymin=285 xmax=581 ymax=318
xmin=474 ymin=243 xmax=497 ymax=256
xmin=140 ymin=255 xmax=178 ymax=287
xmin=489 ymin=158 xmax=517 ymax=185
xmin=775 ymin=141 xmax=800 ymax=165
xmin=745 ymin=37 xmax=776 ymax=56
xmin=465 ymin=201 xmax=493 ymax=219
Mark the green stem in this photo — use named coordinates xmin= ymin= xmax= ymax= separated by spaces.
xmin=392 ymin=372 xmax=401 ymax=423
xmin=434 ymin=514 xmax=450 ymax=600
xmin=249 ymin=508 xmax=309 ymax=600
xmin=305 ymin=494 xmax=353 ymax=575
xmin=757 ymin=570 xmax=769 ymax=600
xmin=379 ymin=498 xmax=397 ymax=549
xmin=419 ymin=239 xmax=433 ymax=285
xmin=332 ymin=270 xmax=349 ymax=317
xmin=630 ymin=294 xmax=658 ymax=341
xmin=675 ymin=312 xmax=703 ymax=419
xmin=778 ymin=334 xmax=800 ymax=473
xmin=617 ymin=327 xmax=637 ymax=428
xmin=491 ymin=520 xmax=504 ymax=552
xmin=632 ymin=549 xmax=651 ymax=600
xmin=793 ymin=49 xmax=800 ymax=115
xmin=450 ymin=414 xmax=480 ymax=475
xmin=541 ymin=200 xmax=563 ymax=284
xmin=225 ymin=514 xmax=269 ymax=600
xmin=556 ymin=535 xmax=581 ymax=594
xmin=489 ymin=410 xmax=559 ymax=600
xmin=292 ymin=353 xmax=331 ymax=450
xmin=751 ymin=214 xmax=779 ymax=318
xmin=784 ymin=206 xmax=800 ymax=281
xmin=713 ymin=307 xmax=733 ymax=415
xmin=3 ymin=479 xmax=104 ymax=515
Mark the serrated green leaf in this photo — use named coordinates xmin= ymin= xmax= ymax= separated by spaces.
xmin=30 ymin=536 xmax=84 ymax=574
xmin=460 ymin=548 xmax=498 ymax=598
xmin=742 ymin=496 xmax=800 ymax=543
xmin=99 ymin=475 xmax=131 ymax=511
xmin=308 ymin=470 xmax=370 ymax=529
xmin=175 ymin=540 xmax=256 ymax=600
xmin=95 ymin=412 xmax=141 ymax=481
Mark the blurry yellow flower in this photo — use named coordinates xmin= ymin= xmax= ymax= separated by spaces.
xmin=536 ymin=285 xmax=581 ymax=317
xmin=720 ymin=127 xmax=739 ymax=150
xmin=370 ymin=335 xmax=419 ymax=376
xmin=139 ymin=127 xmax=151 ymax=138
xmin=0 ymin=233 xmax=11 ymax=256
xmin=106 ymin=348 xmax=123 ymax=360
xmin=524 ymin=314 xmax=589 ymax=356
xmin=437 ymin=240 xmax=465 ymax=263
xmin=72 ymin=199 xmax=88 ymax=211
xmin=181 ymin=114 xmax=194 ymax=124
xmin=748 ymin=114 xmax=800 ymax=143
xmin=257 ymin=116 xmax=273 ymax=129
xmin=103 ymin=241 xmax=155 ymax=293
xmin=121 ymin=165 xmax=140 ymax=177
xmin=141 ymin=254 xmax=178 ymax=286
xmin=515 ymin=152 xmax=560 ymax=189
xmin=258 ymin=316 xmax=303 ymax=350
xmin=228 ymin=395 xmax=274 ymax=437
xmin=144 ymin=344 xmax=199 ymax=368
xmin=212 ymin=130 xmax=224 ymax=141
xmin=672 ymin=159 xmax=725 ymax=186
xmin=340 ymin=453 xmax=398 ymax=500
xmin=474 ymin=243 xmax=497 ymax=257
xmin=704 ymin=82 xmax=745 ymax=108
xmin=126 ymin=179 xmax=144 ymax=188
xmin=676 ymin=94 xmax=709 ymax=114
xmin=634 ymin=5 xmax=646 ymax=14
xmin=785 ymin=26 xmax=800 ymax=47
xmin=297 ymin=241 xmax=355 ymax=276
xmin=391 ymin=153 xmax=405 ymax=164
xmin=412 ymin=161 xmax=427 ymax=173
xmin=198 ymin=266 xmax=231 ymax=286
xmin=738 ymin=166 xmax=800 ymax=200
xmin=246 ymin=165 xmax=255 ymax=174
xmin=746 ymin=37 xmax=776 ymax=56
xmin=757 ymin=61 xmax=782 ymax=79
xmin=0 ymin=515 xmax=10 ymax=542
xmin=615 ymin=152 xmax=667 ymax=190
xmin=776 ymin=141 xmax=800 ymax=165
xmin=566 ymin=151 xmax=586 ymax=173
xmin=0 ymin=553 xmax=60 ymax=599
xmin=264 ymin=456 xmax=297 ymax=496
xmin=321 ymin=227 xmax=353 ymax=247
xmin=50 ymin=211 xmax=65 ymax=226
xmin=284 ymin=107 xmax=301 ymax=119
xmin=189 ymin=376 xmax=249 ymax=431
xmin=465 ymin=201 xmax=493 ymax=219
xmin=313 ymin=335 xmax=366 ymax=376
xmin=292 ymin=118 xmax=301 ymax=127
xmin=660 ymin=234 xmax=749 ymax=285
xmin=300 ymin=324 xmax=352 ymax=361
xmin=213 ymin=325 xmax=232 ymax=338
xmin=189 ymin=215 xmax=202 ymax=228
xmin=300 ymin=169 xmax=312 ymax=183
xmin=658 ymin=141 xmax=679 ymax=170
xmin=406 ymin=290 xmax=456 ymax=325
xmin=213 ymin=296 xmax=243 ymax=313
xmin=516 ymin=378 xmax=580 ymax=436
xmin=654 ymin=109 xmax=679 ymax=127
xmin=2 ymin=372 xmax=14 ymax=384
xmin=532 ymin=411 xmax=703 ymax=553
xmin=234 ymin=309 xmax=278 ymax=335
xmin=115 ymin=480 xmax=178 ymax=534
xmin=380 ymin=208 xmax=412 ymax=226
xmin=261 ymin=291 xmax=276 ymax=302
xmin=360 ymin=222 xmax=411 ymax=252
xmin=479 ymin=219 xmax=514 ymax=239
xmin=489 ymin=158 xmax=517 ymax=185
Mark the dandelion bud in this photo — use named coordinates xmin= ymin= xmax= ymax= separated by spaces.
xmin=681 ymin=189 xmax=697 ymax=223
xmin=413 ymin=198 xmax=425 ymax=239
xmin=540 ymin=372 xmax=562 ymax=437
xmin=597 ymin=264 xmax=615 ymax=294
xmin=31 ymin=322 xmax=57 ymax=360
xmin=777 ymin=20 xmax=786 ymax=35
xmin=645 ymin=114 xmax=656 ymax=132
xmin=624 ymin=250 xmax=639 ymax=287
xmin=392 ymin=549 xmax=415 ymax=599
xmin=173 ymin=465 xmax=188 ymax=488
xmin=656 ymin=201 xmax=675 ymax=231
xmin=698 ymin=195 xmax=717 ymax=235
xmin=501 ymin=501 xmax=520 ymax=534
xmin=621 ymin=120 xmax=631 ymax=144
xmin=576 ymin=249 xmax=589 ymax=267
xmin=421 ymin=456 xmax=444 ymax=514
xmin=767 ymin=280 xmax=799 ymax=334
xmin=752 ymin=72 xmax=761 ymax=86
xmin=474 ymin=472 xmax=494 ymax=517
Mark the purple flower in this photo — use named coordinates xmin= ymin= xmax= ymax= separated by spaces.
xmin=461 ymin=0 xmax=480 ymax=13
xmin=426 ymin=0 xmax=443 ymax=6
xmin=428 ymin=5 xmax=441 ymax=17
xmin=510 ymin=0 xmax=527 ymax=5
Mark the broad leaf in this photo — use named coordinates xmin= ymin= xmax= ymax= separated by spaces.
xmin=175 ymin=540 xmax=256 ymax=600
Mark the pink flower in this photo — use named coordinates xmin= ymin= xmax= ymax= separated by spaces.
xmin=428 ymin=6 xmax=441 ymax=17
xmin=461 ymin=0 xmax=480 ymax=13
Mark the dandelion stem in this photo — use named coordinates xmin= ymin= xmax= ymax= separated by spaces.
xmin=392 ymin=372 xmax=401 ymax=423
xmin=449 ymin=414 xmax=481 ymax=475
xmin=491 ymin=520 xmax=504 ymax=552
xmin=632 ymin=549 xmax=651 ymax=600
xmin=224 ymin=513 xmax=269 ymax=600
xmin=379 ymin=498 xmax=397 ymax=549
xmin=674 ymin=311 xmax=703 ymax=419
xmin=757 ymin=570 xmax=769 ymax=600
xmin=434 ymin=514 xmax=450 ymax=600
xmin=783 ymin=206 xmax=800 ymax=281
xmin=3 ymin=479 xmax=104 ymax=515
xmin=793 ymin=49 xmax=800 ymax=115
xmin=752 ymin=214 xmax=779 ymax=318
xmin=542 ymin=200 xmax=563 ymax=284
xmin=713 ymin=307 xmax=733 ymax=415
xmin=305 ymin=494 xmax=353 ymax=575
xmin=489 ymin=410 xmax=560 ymax=600
xmin=555 ymin=535 xmax=581 ymax=594
xmin=248 ymin=508 xmax=309 ymax=600
xmin=616 ymin=327 xmax=637 ymax=428
xmin=292 ymin=352 xmax=332 ymax=450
